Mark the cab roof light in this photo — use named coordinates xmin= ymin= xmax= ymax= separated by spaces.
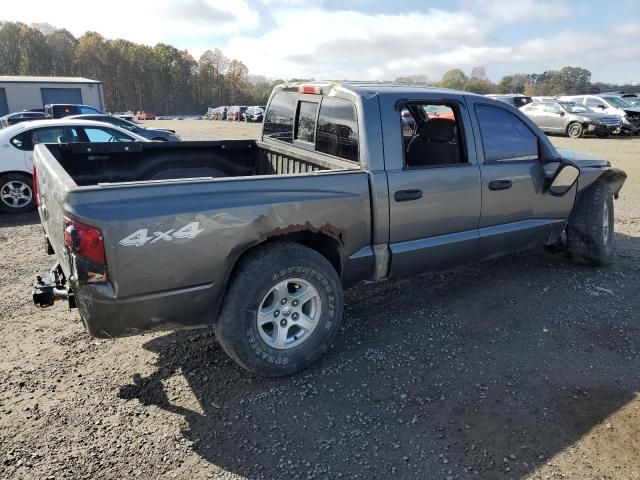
xmin=299 ymin=85 xmax=323 ymax=94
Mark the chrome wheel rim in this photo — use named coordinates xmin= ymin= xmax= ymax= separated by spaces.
xmin=1 ymin=180 xmax=32 ymax=209
xmin=257 ymin=278 xmax=321 ymax=350
xmin=603 ymin=200 xmax=611 ymax=244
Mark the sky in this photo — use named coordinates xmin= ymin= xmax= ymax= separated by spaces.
xmin=2 ymin=0 xmax=639 ymax=84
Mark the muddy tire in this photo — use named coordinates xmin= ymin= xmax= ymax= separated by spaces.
xmin=216 ymin=242 xmax=343 ymax=377
xmin=567 ymin=181 xmax=614 ymax=266
xmin=0 ymin=173 xmax=35 ymax=214
xmin=567 ymin=122 xmax=584 ymax=139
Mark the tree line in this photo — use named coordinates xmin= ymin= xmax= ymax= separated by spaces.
xmin=398 ymin=66 xmax=636 ymax=97
xmin=0 ymin=22 xmax=635 ymax=114
xmin=0 ymin=22 xmax=279 ymax=114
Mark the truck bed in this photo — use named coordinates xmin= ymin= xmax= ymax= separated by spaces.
xmin=45 ymin=140 xmax=357 ymax=186
xmin=33 ymin=140 xmax=372 ymax=337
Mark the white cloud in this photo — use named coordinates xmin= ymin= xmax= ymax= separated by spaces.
xmin=225 ymin=8 xmax=489 ymax=80
xmin=0 ymin=0 xmax=258 ymax=46
xmin=466 ymin=0 xmax=571 ymax=23
xmin=221 ymin=6 xmax=640 ymax=83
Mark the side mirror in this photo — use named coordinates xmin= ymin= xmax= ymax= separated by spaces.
xmin=559 ymin=111 xmax=565 ymax=116
xmin=549 ymin=162 xmax=580 ymax=196
xmin=597 ymin=105 xmax=606 ymax=109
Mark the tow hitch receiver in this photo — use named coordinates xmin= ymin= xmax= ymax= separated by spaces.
xmin=33 ymin=263 xmax=76 ymax=309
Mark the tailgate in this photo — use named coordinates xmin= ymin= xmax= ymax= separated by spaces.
xmin=33 ymin=144 xmax=77 ymax=276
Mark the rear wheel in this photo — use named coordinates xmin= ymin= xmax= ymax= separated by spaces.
xmin=0 ymin=173 xmax=35 ymax=214
xmin=567 ymin=181 xmax=614 ymax=265
xmin=567 ymin=122 xmax=584 ymax=139
xmin=216 ymin=242 xmax=343 ymax=376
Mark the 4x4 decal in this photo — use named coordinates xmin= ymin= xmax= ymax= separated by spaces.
xmin=118 ymin=222 xmax=203 ymax=247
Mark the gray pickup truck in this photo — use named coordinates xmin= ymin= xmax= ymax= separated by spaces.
xmin=33 ymin=82 xmax=626 ymax=376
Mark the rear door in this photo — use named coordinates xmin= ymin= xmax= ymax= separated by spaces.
xmin=468 ymin=100 xmax=574 ymax=259
xmin=543 ymin=103 xmax=566 ymax=132
xmin=382 ymin=94 xmax=482 ymax=277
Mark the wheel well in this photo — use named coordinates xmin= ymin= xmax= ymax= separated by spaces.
xmin=265 ymin=231 xmax=342 ymax=276
xmin=232 ymin=231 xmax=342 ymax=280
xmin=0 ymin=170 xmax=33 ymax=180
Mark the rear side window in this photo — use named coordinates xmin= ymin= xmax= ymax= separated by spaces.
xmin=83 ymin=127 xmax=133 ymax=142
xmin=315 ymin=97 xmax=358 ymax=162
xmin=264 ymin=93 xmax=296 ymax=143
xmin=295 ymin=101 xmax=318 ymax=143
xmin=476 ymin=105 xmax=538 ymax=162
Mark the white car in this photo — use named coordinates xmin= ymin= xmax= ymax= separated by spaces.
xmin=0 ymin=119 xmax=148 ymax=214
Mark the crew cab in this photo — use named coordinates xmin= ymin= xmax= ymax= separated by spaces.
xmin=32 ymin=82 xmax=626 ymax=376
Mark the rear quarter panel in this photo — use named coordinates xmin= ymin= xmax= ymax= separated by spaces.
xmin=64 ymin=171 xmax=372 ymax=327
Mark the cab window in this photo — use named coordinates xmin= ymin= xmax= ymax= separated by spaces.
xmin=402 ymin=103 xmax=465 ymax=168
xmin=315 ymin=97 xmax=358 ymax=162
xmin=476 ymin=105 xmax=538 ymax=162
xmin=264 ymin=93 xmax=296 ymax=143
xmin=295 ymin=101 xmax=318 ymax=144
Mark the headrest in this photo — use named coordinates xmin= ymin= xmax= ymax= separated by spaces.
xmin=417 ymin=118 xmax=455 ymax=142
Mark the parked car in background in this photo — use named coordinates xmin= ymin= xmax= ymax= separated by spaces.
xmin=45 ymin=104 xmax=103 ymax=119
xmin=136 ymin=111 xmax=156 ymax=121
xmin=0 ymin=111 xmax=48 ymax=128
xmin=208 ymin=106 xmax=227 ymax=120
xmin=521 ymin=101 xmax=621 ymax=138
xmin=558 ymin=95 xmax=640 ymax=134
xmin=485 ymin=94 xmax=534 ymax=109
xmin=32 ymin=82 xmax=626 ymax=377
xmin=67 ymin=114 xmax=181 ymax=141
xmin=227 ymin=106 xmax=247 ymax=121
xmin=113 ymin=111 xmax=135 ymax=121
xmin=532 ymin=96 xmax=557 ymax=102
xmin=0 ymin=119 xmax=147 ymax=213
xmin=243 ymin=106 xmax=266 ymax=122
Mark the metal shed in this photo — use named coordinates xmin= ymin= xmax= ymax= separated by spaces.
xmin=0 ymin=76 xmax=104 ymax=116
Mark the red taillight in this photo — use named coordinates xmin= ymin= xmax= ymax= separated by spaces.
xmin=63 ymin=217 xmax=107 ymax=283
xmin=32 ymin=165 xmax=39 ymax=207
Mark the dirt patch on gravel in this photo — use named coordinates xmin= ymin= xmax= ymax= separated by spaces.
xmin=1 ymin=123 xmax=639 ymax=479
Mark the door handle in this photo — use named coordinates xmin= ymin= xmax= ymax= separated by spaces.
xmin=394 ymin=189 xmax=423 ymax=202
xmin=488 ymin=179 xmax=512 ymax=191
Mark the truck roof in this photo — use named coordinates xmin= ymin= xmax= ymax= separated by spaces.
xmin=275 ymin=81 xmax=478 ymax=99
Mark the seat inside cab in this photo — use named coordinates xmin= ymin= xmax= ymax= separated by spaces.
xmin=402 ymin=104 xmax=465 ymax=168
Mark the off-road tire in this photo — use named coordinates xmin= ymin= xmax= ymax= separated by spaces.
xmin=567 ymin=122 xmax=584 ymax=139
xmin=566 ymin=181 xmax=614 ymax=266
xmin=216 ymin=242 xmax=343 ymax=377
xmin=0 ymin=173 xmax=36 ymax=214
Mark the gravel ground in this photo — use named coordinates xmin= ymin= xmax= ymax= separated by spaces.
xmin=1 ymin=122 xmax=639 ymax=480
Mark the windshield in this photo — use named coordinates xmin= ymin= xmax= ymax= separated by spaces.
xmin=603 ymin=96 xmax=631 ymax=108
xmin=560 ymin=102 xmax=590 ymax=113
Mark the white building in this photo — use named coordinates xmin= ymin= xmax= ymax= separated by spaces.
xmin=0 ymin=76 xmax=105 ymax=115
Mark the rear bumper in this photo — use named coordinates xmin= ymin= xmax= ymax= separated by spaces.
xmin=73 ymin=281 xmax=219 ymax=338
xmin=34 ymin=262 xmax=220 ymax=338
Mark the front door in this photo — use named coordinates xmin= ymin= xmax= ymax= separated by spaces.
xmin=470 ymin=102 xmax=574 ymax=259
xmin=383 ymin=97 xmax=482 ymax=277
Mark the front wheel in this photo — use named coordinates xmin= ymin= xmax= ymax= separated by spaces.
xmin=216 ymin=242 xmax=343 ymax=376
xmin=0 ymin=173 xmax=35 ymax=214
xmin=567 ymin=122 xmax=584 ymax=139
xmin=567 ymin=181 xmax=614 ymax=266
